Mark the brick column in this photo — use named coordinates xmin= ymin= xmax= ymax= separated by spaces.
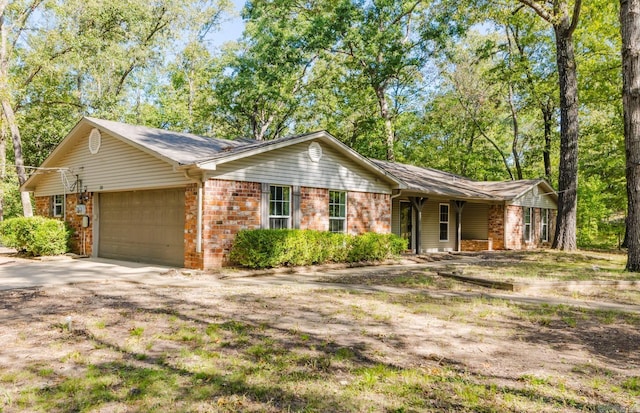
xmin=488 ymin=204 xmax=505 ymax=250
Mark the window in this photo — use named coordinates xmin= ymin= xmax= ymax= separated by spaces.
xmin=541 ymin=208 xmax=549 ymax=242
xmin=53 ymin=194 xmax=64 ymax=217
xmin=329 ymin=191 xmax=347 ymax=232
xmin=269 ymin=185 xmax=290 ymax=229
xmin=523 ymin=207 xmax=532 ymax=242
xmin=439 ymin=203 xmax=449 ymax=241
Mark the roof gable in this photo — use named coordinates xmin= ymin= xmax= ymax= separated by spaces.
xmin=23 ymin=117 xmax=405 ymax=192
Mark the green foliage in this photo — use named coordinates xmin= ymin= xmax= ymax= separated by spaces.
xmin=229 ymin=229 xmax=407 ymax=269
xmin=0 ymin=216 xmax=70 ymax=256
xmin=1 ymin=173 xmax=24 ymax=220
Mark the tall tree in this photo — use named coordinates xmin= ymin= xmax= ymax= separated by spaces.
xmin=517 ymin=0 xmax=582 ymax=250
xmin=0 ymin=0 xmax=228 ymax=216
xmin=0 ymin=0 xmax=41 ymax=216
xmin=620 ymin=0 xmax=640 ymax=270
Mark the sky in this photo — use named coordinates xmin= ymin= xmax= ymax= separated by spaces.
xmin=206 ymin=0 xmax=246 ymax=50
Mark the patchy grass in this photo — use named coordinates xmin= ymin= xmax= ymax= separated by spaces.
xmin=450 ymin=250 xmax=635 ymax=281
xmin=1 ymin=250 xmax=639 ymax=412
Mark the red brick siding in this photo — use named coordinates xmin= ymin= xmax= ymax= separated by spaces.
xmin=504 ymin=205 xmax=557 ymax=250
xmin=183 ymin=181 xmax=393 ymax=269
xmin=201 ymin=179 xmax=262 ymax=268
xmin=347 ymin=192 xmax=391 ymax=235
xmin=300 ymin=187 xmax=329 ymax=231
xmin=34 ymin=194 xmax=93 ymax=256
xmin=461 ymin=239 xmax=493 ymax=252
xmin=488 ymin=204 xmax=505 ymax=250
xmin=184 ymin=183 xmax=201 ymax=269
xmin=35 ymin=196 xmax=50 ymax=216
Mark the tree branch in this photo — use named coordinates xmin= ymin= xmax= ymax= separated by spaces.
xmin=567 ymin=0 xmax=582 ymax=36
xmin=517 ymin=0 xmax=553 ymax=23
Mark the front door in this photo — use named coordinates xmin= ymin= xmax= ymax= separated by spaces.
xmin=400 ymin=201 xmax=413 ymax=251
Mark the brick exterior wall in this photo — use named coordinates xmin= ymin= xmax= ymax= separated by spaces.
xmin=34 ymin=193 xmax=94 ymax=256
xmin=183 ymin=181 xmax=393 ymax=269
xmin=347 ymin=192 xmax=391 ymax=235
xmin=505 ymin=205 xmax=524 ymax=249
xmin=504 ymin=205 xmax=556 ymax=250
xmin=184 ymin=183 xmax=201 ymax=269
xmin=461 ymin=239 xmax=493 ymax=252
xmin=488 ymin=204 xmax=505 ymax=250
xmin=200 ymin=179 xmax=262 ymax=268
xmin=35 ymin=196 xmax=50 ymax=216
xmin=300 ymin=187 xmax=329 ymax=231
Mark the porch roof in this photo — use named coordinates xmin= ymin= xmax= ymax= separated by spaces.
xmin=372 ymin=159 xmax=556 ymax=203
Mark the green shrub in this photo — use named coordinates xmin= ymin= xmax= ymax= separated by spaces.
xmin=229 ymin=229 xmax=407 ymax=269
xmin=0 ymin=216 xmax=70 ymax=256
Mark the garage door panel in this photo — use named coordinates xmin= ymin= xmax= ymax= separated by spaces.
xmin=99 ymin=189 xmax=185 ymax=267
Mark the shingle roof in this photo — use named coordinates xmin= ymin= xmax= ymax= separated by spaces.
xmin=84 ymin=118 xmax=554 ymax=202
xmin=85 ymin=117 xmax=254 ymax=165
xmin=372 ymin=159 xmax=553 ymax=202
xmin=371 ymin=160 xmax=496 ymax=200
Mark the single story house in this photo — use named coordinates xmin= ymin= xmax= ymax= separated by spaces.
xmin=22 ymin=117 xmax=557 ymax=268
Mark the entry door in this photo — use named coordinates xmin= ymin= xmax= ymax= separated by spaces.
xmin=400 ymin=201 xmax=413 ymax=250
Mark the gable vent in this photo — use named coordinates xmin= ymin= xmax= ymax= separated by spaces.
xmin=308 ymin=142 xmax=323 ymax=162
xmin=89 ymin=128 xmax=101 ymax=154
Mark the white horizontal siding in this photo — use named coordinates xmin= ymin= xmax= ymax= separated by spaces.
xmin=511 ymin=188 xmax=557 ymax=209
xmin=391 ymin=197 xmax=401 ymax=235
xmin=34 ymin=131 xmax=191 ymax=197
xmin=211 ymin=141 xmax=392 ymax=194
xmin=461 ymin=203 xmax=489 ymax=239
xmin=421 ymin=200 xmax=455 ymax=252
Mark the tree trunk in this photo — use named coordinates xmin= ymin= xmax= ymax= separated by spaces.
xmin=0 ymin=11 xmax=32 ymax=217
xmin=508 ymin=84 xmax=523 ymax=180
xmin=374 ymin=85 xmax=395 ymax=162
xmin=621 ymin=0 xmax=640 ymax=270
xmin=551 ymin=23 xmax=579 ymax=251
xmin=542 ymin=100 xmax=553 ymax=181
xmin=2 ymin=99 xmax=33 ymax=217
xmin=0 ymin=124 xmax=5 ymax=220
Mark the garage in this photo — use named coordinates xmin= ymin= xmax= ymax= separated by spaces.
xmin=98 ymin=188 xmax=185 ymax=267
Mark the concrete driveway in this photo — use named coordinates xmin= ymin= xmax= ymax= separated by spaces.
xmin=0 ymin=250 xmax=171 ymax=290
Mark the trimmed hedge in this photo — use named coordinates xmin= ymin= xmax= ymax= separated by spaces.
xmin=0 ymin=216 xmax=70 ymax=256
xmin=229 ymin=229 xmax=407 ymax=269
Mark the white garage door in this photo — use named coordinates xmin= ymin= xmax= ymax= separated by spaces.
xmin=98 ymin=189 xmax=185 ymax=267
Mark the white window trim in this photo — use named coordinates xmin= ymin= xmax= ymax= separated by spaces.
xmin=328 ymin=190 xmax=347 ymax=233
xmin=439 ymin=203 xmax=449 ymax=242
xmin=53 ymin=194 xmax=64 ymax=217
xmin=524 ymin=207 xmax=533 ymax=243
xmin=541 ymin=208 xmax=549 ymax=242
xmin=269 ymin=185 xmax=291 ymax=229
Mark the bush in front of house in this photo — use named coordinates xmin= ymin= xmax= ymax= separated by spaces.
xmin=229 ymin=229 xmax=407 ymax=269
xmin=0 ymin=216 xmax=70 ymax=256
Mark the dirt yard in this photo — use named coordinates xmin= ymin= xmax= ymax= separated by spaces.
xmin=1 ymin=251 xmax=639 ymax=412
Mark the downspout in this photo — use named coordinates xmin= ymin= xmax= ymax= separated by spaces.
xmin=196 ymin=180 xmax=203 ymax=253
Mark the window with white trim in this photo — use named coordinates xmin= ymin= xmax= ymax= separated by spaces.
xmin=523 ymin=207 xmax=533 ymax=242
xmin=53 ymin=195 xmax=64 ymax=217
xmin=541 ymin=208 xmax=549 ymax=242
xmin=439 ymin=203 xmax=449 ymax=241
xmin=329 ymin=190 xmax=347 ymax=233
xmin=269 ymin=185 xmax=291 ymax=229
